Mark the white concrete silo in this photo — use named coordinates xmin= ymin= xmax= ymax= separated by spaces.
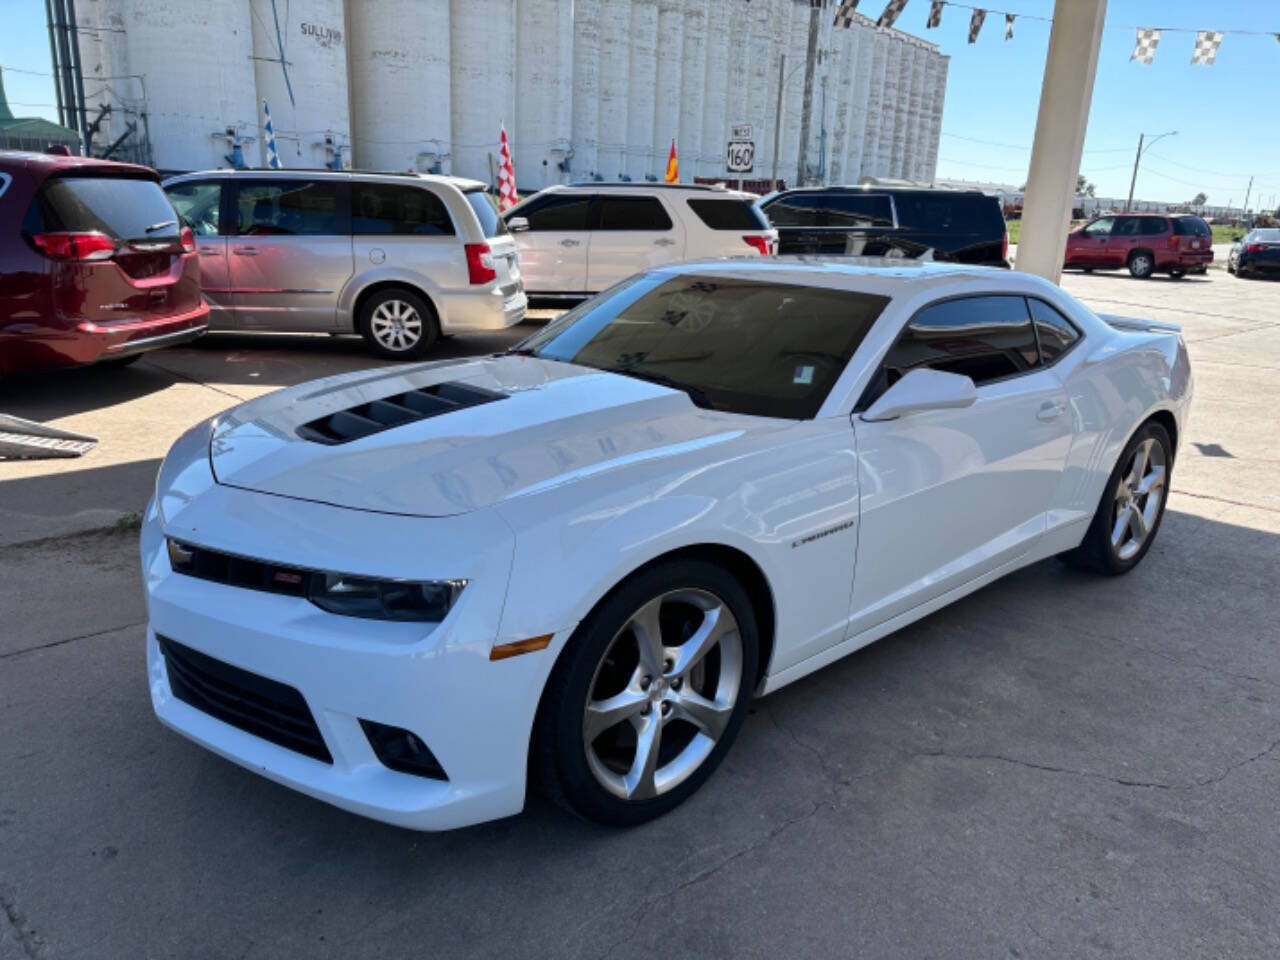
xmin=571 ymin=0 xmax=601 ymax=178
xmin=876 ymin=35 xmax=902 ymax=176
xmin=625 ymin=0 xmax=659 ymax=181
xmin=902 ymin=43 xmax=928 ymax=181
xmin=652 ymin=0 xmax=684 ymax=178
xmin=108 ymin=0 xmax=258 ymax=171
xmin=782 ymin=2 xmax=809 ymax=185
xmin=596 ymin=0 xmax=631 ymax=180
xmin=915 ymin=53 xmax=940 ymax=183
xmin=515 ymin=0 xmax=574 ymax=189
xmin=348 ymin=0 xmax=450 ymax=173
xmin=885 ymin=37 xmax=911 ymax=177
xmin=677 ymin=0 xmax=708 ymax=181
xmin=925 ymin=55 xmax=949 ymax=181
xmin=699 ymin=0 xmax=730 ymax=179
xmin=449 ymin=0 xmax=515 ymax=182
xmin=249 ymin=0 xmax=349 ymax=169
xmin=827 ymin=23 xmax=859 ymax=184
xmin=860 ymin=29 xmax=887 ymax=179
xmin=845 ymin=23 xmax=874 ymax=181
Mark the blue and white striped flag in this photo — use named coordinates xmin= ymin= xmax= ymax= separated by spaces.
xmin=262 ymin=100 xmax=282 ymax=169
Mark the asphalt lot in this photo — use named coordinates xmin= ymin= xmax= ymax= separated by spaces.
xmin=2 ymin=268 xmax=1278 ymax=959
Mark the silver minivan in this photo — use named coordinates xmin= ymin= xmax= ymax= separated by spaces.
xmin=163 ymin=170 xmax=526 ymax=359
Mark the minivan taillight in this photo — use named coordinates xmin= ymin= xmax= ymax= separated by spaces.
xmin=180 ymin=226 xmax=196 ymax=254
xmin=743 ymin=235 xmax=772 ymax=255
xmin=464 ymin=242 xmax=497 ymax=285
xmin=32 ymin=231 xmax=115 ymax=261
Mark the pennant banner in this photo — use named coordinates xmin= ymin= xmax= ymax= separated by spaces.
xmin=832 ymin=0 xmax=860 ymax=28
xmin=1191 ymin=31 xmax=1223 ymax=65
xmin=1131 ymin=28 xmax=1161 ymax=65
xmin=968 ymin=8 xmax=986 ymax=44
xmin=262 ymin=100 xmax=282 ymax=170
xmin=1005 ymin=13 xmax=1015 ymax=41
xmin=926 ymin=0 xmax=943 ymax=29
xmin=877 ymin=0 xmax=908 ymax=29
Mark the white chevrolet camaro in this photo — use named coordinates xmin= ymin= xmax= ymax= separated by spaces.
xmin=142 ymin=259 xmax=1192 ymax=829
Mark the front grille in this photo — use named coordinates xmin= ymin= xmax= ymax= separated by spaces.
xmin=296 ymin=380 xmax=507 ymax=445
xmin=158 ymin=635 xmax=332 ymax=764
xmin=168 ymin=539 xmax=310 ymax=599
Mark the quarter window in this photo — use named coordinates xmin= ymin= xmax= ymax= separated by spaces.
xmin=596 ymin=196 xmax=673 ymax=231
xmin=518 ymin=193 xmax=593 ymax=231
xmin=234 ymin=180 xmax=343 ymax=236
xmin=352 ymin=183 xmax=454 ymax=236
xmin=686 ymin=198 xmax=770 ymax=230
xmin=1027 ymin=298 xmax=1081 ymax=364
xmin=880 ymin=295 xmax=1040 ymax=388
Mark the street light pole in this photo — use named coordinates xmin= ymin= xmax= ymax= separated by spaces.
xmin=1125 ymin=129 xmax=1177 ymax=211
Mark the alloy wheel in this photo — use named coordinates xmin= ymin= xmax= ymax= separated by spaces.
xmin=582 ymin=589 xmax=743 ymax=801
xmin=1111 ymin=437 xmax=1166 ymax=561
xmin=1131 ymin=254 xmax=1153 ymax=277
xmin=369 ymin=299 xmax=423 ymax=352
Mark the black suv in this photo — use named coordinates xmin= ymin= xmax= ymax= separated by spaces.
xmin=760 ymin=186 xmax=1009 ymax=266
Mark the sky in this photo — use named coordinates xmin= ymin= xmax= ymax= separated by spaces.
xmin=2 ymin=0 xmax=1277 ymax=209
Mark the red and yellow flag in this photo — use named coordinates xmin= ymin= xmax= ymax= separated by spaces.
xmin=664 ymin=140 xmax=678 ymax=183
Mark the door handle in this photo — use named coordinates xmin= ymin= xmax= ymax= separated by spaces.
xmin=1037 ymin=401 xmax=1067 ymax=421
xmin=232 ymin=246 xmax=259 ymax=256
xmin=653 ymin=237 xmax=676 ymax=247
xmin=559 ymin=239 xmax=580 ymax=248
xmin=197 ymin=245 xmax=220 ymax=255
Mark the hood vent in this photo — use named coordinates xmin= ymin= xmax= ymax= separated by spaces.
xmin=296 ymin=381 xmax=507 ymax=445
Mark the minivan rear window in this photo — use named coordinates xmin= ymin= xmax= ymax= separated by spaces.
xmin=33 ymin=175 xmax=179 ymax=240
xmin=686 ymin=198 xmax=771 ymax=231
xmin=763 ymin=192 xmax=894 ymax=228
xmin=1172 ymin=217 xmax=1211 ymax=237
xmin=464 ymin=189 xmax=509 ymax=237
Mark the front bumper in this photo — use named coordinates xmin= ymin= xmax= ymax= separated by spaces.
xmin=141 ymin=445 xmax=568 ymax=830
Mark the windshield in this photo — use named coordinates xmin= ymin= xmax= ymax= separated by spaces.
xmin=517 ymin=272 xmax=889 ymax=419
xmin=464 ymin=188 xmax=509 ymax=237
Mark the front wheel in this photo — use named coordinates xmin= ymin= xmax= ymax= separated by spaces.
xmin=1128 ymin=251 xmax=1155 ymax=279
xmin=1062 ymin=421 xmax=1172 ymax=575
xmin=357 ymin=288 xmax=439 ymax=360
xmin=536 ymin=559 xmax=758 ymax=826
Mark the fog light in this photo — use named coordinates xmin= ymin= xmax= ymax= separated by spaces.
xmin=359 ymin=719 xmax=447 ymax=780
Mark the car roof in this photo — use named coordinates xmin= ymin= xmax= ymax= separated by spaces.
xmin=769 ymin=184 xmax=991 ymax=197
xmin=542 ymin=182 xmax=756 ymax=200
xmin=163 ymin=168 xmax=488 ymax=192
xmin=0 ymin=149 xmax=157 ymax=180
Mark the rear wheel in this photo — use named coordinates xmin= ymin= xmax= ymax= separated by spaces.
xmin=1169 ymin=269 xmax=1186 ymax=279
xmin=1128 ymin=251 xmax=1155 ymax=279
xmin=1062 ymin=421 xmax=1172 ymax=576
xmin=357 ymin=288 xmax=438 ymax=360
xmin=536 ymin=559 xmax=758 ymax=826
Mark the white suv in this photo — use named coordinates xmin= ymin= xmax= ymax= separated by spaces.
xmin=502 ymin=183 xmax=777 ymax=297
xmin=163 ymin=170 xmax=526 ymax=360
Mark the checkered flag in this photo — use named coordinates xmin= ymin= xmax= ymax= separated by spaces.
xmin=1191 ymin=31 xmax=1223 ymax=66
xmin=262 ymin=100 xmax=282 ymax=169
xmin=877 ymin=0 xmax=908 ymax=29
xmin=497 ymin=125 xmax=518 ymax=211
xmin=926 ymin=0 xmax=943 ymax=28
xmin=967 ymin=8 xmax=985 ymax=43
xmin=1131 ymin=28 xmax=1161 ymax=65
xmin=832 ymin=0 xmax=860 ymax=28
xmin=1004 ymin=13 xmax=1014 ymax=41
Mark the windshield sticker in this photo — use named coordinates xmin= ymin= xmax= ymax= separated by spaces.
xmin=793 ymin=365 xmax=815 ymax=385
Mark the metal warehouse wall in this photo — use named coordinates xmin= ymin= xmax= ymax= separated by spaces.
xmin=74 ymin=0 xmax=947 ymax=186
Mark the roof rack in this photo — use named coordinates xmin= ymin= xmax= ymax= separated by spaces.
xmin=565 ymin=181 xmax=718 ymax=191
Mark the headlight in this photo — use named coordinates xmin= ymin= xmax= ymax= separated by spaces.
xmin=166 ymin=538 xmax=466 ymax=623
xmin=308 ymin=573 xmax=467 ymax=623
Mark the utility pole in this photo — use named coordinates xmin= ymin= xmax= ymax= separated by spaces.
xmin=771 ymin=53 xmax=785 ymax=187
xmin=795 ymin=0 xmax=820 ymax=187
xmin=1125 ymin=133 xmax=1143 ymax=212
xmin=1241 ymin=175 xmax=1254 ymax=219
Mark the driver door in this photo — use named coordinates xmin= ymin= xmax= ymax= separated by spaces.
xmin=848 ymin=295 xmax=1073 ymax=634
xmin=1074 ymin=217 xmax=1114 ymax=267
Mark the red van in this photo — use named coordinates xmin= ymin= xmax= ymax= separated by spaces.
xmin=1063 ymin=213 xmax=1213 ymax=278
xmin=0 ymin=150 xmax=208 ymax=374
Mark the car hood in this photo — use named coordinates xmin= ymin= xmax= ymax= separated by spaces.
xmin=210 ymin=355 xmax=774 ymax=517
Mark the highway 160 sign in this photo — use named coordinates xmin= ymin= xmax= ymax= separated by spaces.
xmin=726 ymin=140 xmax=754 ymax=173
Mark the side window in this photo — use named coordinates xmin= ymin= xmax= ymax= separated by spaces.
xmin=165 ymin=181 xmax=222 ymax=236
xmin=764 ymin=192 xmax=892 ymax=228
xmin=234 ymin=179 xmax=343 ymax=236
xmin=1082 ymin=218 xmax=1113 ymax=237
xmin=686 ymin=198 xmax=770 ymax=230
xmin=1027 ymin=298 xmax=1081 ymax=365
xmin=352 ymin=183 xmax=454 ymax=236
xmin=520 ymin=193 xmax=593 ymax=231
xmin=1113 ymin=217 xmax=1142 ymax=237
xmin=881 ymin=296 xmax=1040 ymax=388
xmin=596 ymin=196 xmax=673 ymax=231
xmin=1140 ymin=218 xmax=1169 ymax=236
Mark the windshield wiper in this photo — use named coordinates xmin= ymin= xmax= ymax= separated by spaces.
xmin=144 ymin=219 xmax=177 ymax=233
xmin=610 ymin=368 xmax=712 ymax=409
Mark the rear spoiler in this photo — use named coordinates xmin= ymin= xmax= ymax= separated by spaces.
xmin=1099 ymin=313 xmax=1182 ymax=335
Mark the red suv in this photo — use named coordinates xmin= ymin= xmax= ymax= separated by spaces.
xmin=1064 ymin=213 xmax=1213 ymax=279
xmin=0 ymin=150 xmax=208 ymax=374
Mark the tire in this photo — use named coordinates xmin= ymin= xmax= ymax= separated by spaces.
xmin=1082 ymin=267 xmax=1094 ymax=273
xmin=1169 ymin=269 xmax=1186 ymax=279
xmin=1227 ymin=258 xmax=1236 ymax=275
xmin=1061 ymin=420 xmax=1172 ymax=576
xmin=357 ymin=288 xmax=439 ymax=360
xmin=94 ymin=353 xmax=142 ymax=368
xmin=1127 ymin=251 xmax=1155 ymax=279
xmin=535 ymin=558 xmax=759 ymax=826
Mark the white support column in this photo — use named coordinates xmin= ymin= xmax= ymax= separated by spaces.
xmin=1017 ymin=0 xmax=1107 ymax=281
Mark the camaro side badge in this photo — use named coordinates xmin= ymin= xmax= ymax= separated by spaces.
xmin=792 ymin=520 xmax=856 ymax=549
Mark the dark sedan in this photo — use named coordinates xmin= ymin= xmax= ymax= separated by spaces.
xmin=1227 ymin=228 xmax=1280 ymax=279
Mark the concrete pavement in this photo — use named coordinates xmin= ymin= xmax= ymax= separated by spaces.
xmin=1 ymin=271 xmax=1277 ymax=959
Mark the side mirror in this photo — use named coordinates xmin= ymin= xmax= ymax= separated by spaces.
xmin=860 ymin=368 xmax=978 ymax=422
xmin=507 ymin=216 xmax=530 ymax=233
